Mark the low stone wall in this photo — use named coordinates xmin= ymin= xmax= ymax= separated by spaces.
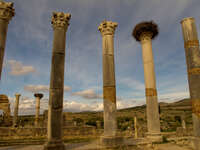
xmin=0 ymin=126 xmax=98 ymax=138
xmin=176 ymin=127 xmax=193 ymax=137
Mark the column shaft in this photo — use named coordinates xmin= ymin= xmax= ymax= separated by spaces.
xmin=13 ymin=94 xmax=20 ymax=126
xmin=181 ymin=17 xmax=200 ymax=150
xmin=48 ymin=27 xmax=66 ymax=140
xmin=0 ymin=1 xmax=14 ymax=79
xmin=141 ymin=35 xmax=160 ymax=135
xmin=44 ymin=12 xmax=70 ymax=150
xmin=102 ymin=35 xmax=117 ymax=137
xmin=35 ymin=97 xmax=40 ymax=126
xmin=0 ymin=19 xmax=8 ymax=79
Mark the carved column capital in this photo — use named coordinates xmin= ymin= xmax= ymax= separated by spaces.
xmin=0 ymin=1 xmax=14 ymax=21
xmin=98 ymin=20 xmax=118 ymax=36
xmin=51 ymin=12 xmax=71 ymax=30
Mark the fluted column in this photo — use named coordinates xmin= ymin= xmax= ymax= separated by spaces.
xmin=0 ymin=1 xmax=14 ymax=79
xmin=43 ymin=12 xmax=71 ymax=150
xmin=13 ymin=93 xmax=20 ymax=127
xmin=34 ymin=93 xmax=43 ymax=127
xmin=181 ymin=17 xmax=200 ymax=150
xmin=132 ymin=21 xmax=162 ymax=142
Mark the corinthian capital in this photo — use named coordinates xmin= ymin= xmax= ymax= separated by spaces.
xmin=51 ymin=12 xmax=71 ymax=30
xmin=0 ymin=1 xmax=15 ymax=21
xmin=98 ymin=20 xmax=118 ymax=36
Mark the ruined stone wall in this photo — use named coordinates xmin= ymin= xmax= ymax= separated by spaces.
xmin=0 ymin=126 xmax=99 ymax=139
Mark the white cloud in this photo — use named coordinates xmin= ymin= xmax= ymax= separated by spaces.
xmin=158 ymin=91 xmax=189 ymax=102
xmin=7 ymin=92 xmax=189 ymax=115
xmin=24 ymin=85 xmax=71 ymax=93
xmin=8 ymin=60 xmax=36 ymax=76
xmin=119 ymin=78 xmax=145 ymax=91
xmin=71 ymin=89 xmax=102 ymax=99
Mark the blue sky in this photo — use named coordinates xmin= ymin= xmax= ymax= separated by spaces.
xmin=0 ymin=0 xmax=200 ymax=115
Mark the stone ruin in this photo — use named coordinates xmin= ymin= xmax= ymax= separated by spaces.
xmin=0 ymin=94 xmax=11 ymax=126
xmin=0 ymin=0 xmax=199 ymax=149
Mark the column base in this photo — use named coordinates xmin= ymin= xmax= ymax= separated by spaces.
xmin=146 ymin=132 xmax=163 ymax=143
xmin=191 ymin=136 xmax=200 ymax=150
xmin=43 ymin=140 xmax=65 ymax=150
xmin=99 ymin=136 xmax=124 ymax=147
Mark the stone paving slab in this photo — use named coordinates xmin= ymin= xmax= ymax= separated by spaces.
xmin=0 ymin=143 xmax=194 ymax=150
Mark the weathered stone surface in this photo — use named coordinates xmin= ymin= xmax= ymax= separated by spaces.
xmin=0 ymin=1 xmax=15 ymax=79
xmin=98 ymin=21 xmax=118 ymax=142
xmin=0 ymin=94 xmax=11 ymax=126
xmin=44 ymin=11 xmax=71 ymax=150
xmin=0 ymin=1 xmax=14 ymax=79
xmin=13 ymin=94 xmax=21 ymax=127
xmin=99 ymin=136 xmax=124 ymax=148
xmin=146 ymin=96 xmax=160 ymax=134
xmin=133 ymin=21 xmax=161 ymax=141
xmin=34 ymin=93 xmax=43 ymax=127
xmin=181 ymin=17 xmax=200 ymax=150
xmin=49 ymin=54 xmax=65 ymax=89
xmin=102 ymin=55 xmax=115 ymax=86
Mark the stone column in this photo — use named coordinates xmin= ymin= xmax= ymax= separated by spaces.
xmin=34 ymin=93 xmax=43 ymax=127
xmin=43 ymin=12 xmax=71 ymax=150
xmin=0 ymin=1 xmax=14 ymax=79
xmin=132 ymin=21 xmax=162 ymax=142
xmin=13 ymin=93 xmax=20 ymax=127
xmin=181 ymin=17 xmax=200 ymax=150
xmin=134 ymin=116 xmax=138 ymax=139
xmin=98 ymin=20 xmax=123 ymax=146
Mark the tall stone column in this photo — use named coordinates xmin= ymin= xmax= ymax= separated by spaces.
xmin=181 ymin=17 xmax=200 ymax=150
xmin=13 ymin=93 xmax=20 ymax=127
xmin=43 ymin=12 xmax=71 ymax=150
xmin=0 ymin=1 xmax=14 ymax=79
xmin=132 ymin=21 xmax=162 ymax=142
xmin=98 ymin=21 xmax=122 ymax=146
xmin=34 ymin=93 xmax=43 ymax=127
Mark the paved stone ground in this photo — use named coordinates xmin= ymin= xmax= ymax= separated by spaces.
xmin=0 ymin=143 xmax=194 ymax=150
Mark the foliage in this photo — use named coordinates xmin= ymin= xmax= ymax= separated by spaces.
xmin=85 ymin=116 xmax=103 ymax=127
xmin=72 ymin=118 xmax=83 ymax=124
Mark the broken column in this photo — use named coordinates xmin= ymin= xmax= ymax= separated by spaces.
xmin=181 ymin=115 xmax=186 ymax=129
xmin=34 ymin=93 xmax=43 ymax=127
xmin=0 ymin=1 xmax=14 ymax=79
xmin=43 ymin=12 xmax=71 ymax=150
xmin=98 ymin=20 xmax=123 ymax=146
xmin=132 ymin=21 xmax=162 ymax=142
xmin=13 ymin=93 xmax=20 ymax=127
xmin=181 ymin=17 xmax=200 ymax=150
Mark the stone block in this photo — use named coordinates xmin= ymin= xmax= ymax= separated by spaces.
xmin=99 ymin=136 xmax=125 ymax=148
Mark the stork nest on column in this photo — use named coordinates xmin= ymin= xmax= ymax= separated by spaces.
xmin=132 ymin=21 xmax=159 ymax=41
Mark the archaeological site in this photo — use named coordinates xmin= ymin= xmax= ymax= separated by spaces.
xmin=0 ymin=0 xmax=199 ymax=150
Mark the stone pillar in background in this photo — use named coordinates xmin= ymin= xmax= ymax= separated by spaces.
xmin=43 ymin=12 xmax=71 ymax=150
xmin=134 ymin=116 xmax=138 ymax=139
xmin=34 ymin=93 xmax=43 ymax=127
xmin=96 ymin=120 xmax=101 ymax=129
xmin=98 ymin=21 xmax=122 ymax=146
xmin=132 ymin=21 xmax=162 ymax=142
xmin=13 ymin=93 xmax=20 ymax=127
xmin=0 ymin=1 xmax=14 ymax=79
xmin=181 ymin=115 xmax=186 ymax=129
xmin=181 ymin=17 xmax=200 ymax=150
